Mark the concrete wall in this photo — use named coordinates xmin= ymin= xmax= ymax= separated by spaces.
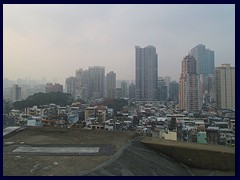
xmin=141 ymin=137 xmax=235 ymax=171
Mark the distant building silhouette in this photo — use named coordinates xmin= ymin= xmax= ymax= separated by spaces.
xmin=65 ymin=76 xmax=76 ymax=99
xmin=135 ymin=45 xmax=158 ymax=101
xmin=45 ymin=83 xmax=63 ymax=93
xmin=169 ymin=81 xmax=179 ymax=103
xmin=115 ymin=88 xmax=122 ymax=99
xmin=89 ymin=66 xmax=105 ymax=98
xmin=199 ymin=74 xmax=215 ymax=105
xmin=121 ymin=80 xmax=129 ymax=98
xmin=75 ymin=68 xmax=89 ymax=101
xmin=157 ymin=77 xmax=167 ymax=102
xmin=190 ymin=44 xmax=215 ymax=105
xmin=190 ymin=44 xmax=214 ymax=75
xmin=11 ymin=84 xmax=21 ymax=102
xmin=129 ymin=83 xmax=135 ymax=99
xmin=164 ymin=76 xmax=171 ymax=99
xmin=106 ymin=71 xmax=116 ymax=99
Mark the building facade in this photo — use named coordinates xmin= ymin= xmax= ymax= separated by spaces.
xmin=65 ymin=76 xmax=76 ymax=99
xmin=169 ymin=81 xmax=179 ymax=103
xmin=179 ymin=55 xmax=201 ymax=112
xmin=215 ymin=64 xmax=235 ymax=110
xmin=75 ymin=68 xmax=89 ymax=101
xmin=45 ymin=83 xmax=63 ymax=93
xmin=121 ymin=80 xmax=129 ymax=98
xmin=88 ymin=66 xmax=105 ymax=98
xmin=135 ymin=45 xmax=158 ymax=101
xmin=164 ymin=76 xmax=171 ymax=99
xmin=190 ymin=44 xmax=214 ymax=106
xmin=129 ymin=83 xmax=135 ymax=99
xmin=157 ymin=77 xmax=167 ymax=102
xmin=11 ymin=84 xmax=21 ymax=102
xmin=199 ymin=74 xmax=215 ymax=105
xmin=189 ymin=44 xmax=214 ymax=75
xmin=106 ymin=71 xmax=116 ymax=99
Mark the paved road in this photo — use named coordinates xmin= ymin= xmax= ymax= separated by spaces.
xmin=83 ymin=138 xmax=193 ymax=176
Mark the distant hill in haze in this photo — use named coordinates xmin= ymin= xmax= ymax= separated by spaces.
xmin=13 ymin=92 xmax=74 ymax=110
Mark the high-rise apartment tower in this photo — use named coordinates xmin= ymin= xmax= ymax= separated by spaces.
xmin=75 ymin=68 xmax=89 ymax=101
xmin=190 ymin=44 xmax=214 ymax=75
xmin=88 ymin=66 xmax=105 ymax=98
xmin=11 ymin=84 xmax=21 ymax=102
xmin=179 ymin=55 xmax=201 ymax=112
xmin=106 ymin=71 xmax=116 ymax=99
xmin=135 ymin=45 xmax=158 ymax=101
xmin=215 ymin=64 xmax=235 ymax=110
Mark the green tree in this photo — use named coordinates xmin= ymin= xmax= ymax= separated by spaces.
xmin=13 ymin=92 xmax=74 ymax=110
xmin=101 ymin=99 xmax=128 ymax=114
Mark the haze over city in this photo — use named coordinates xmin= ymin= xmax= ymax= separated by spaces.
xmin=3 ymin=4 xmax=235 ymax=84
xmin=3 ymin=4 xmax=236 ymax=176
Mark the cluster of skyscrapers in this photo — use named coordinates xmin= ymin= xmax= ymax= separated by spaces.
xmin=65 ymin=66 xmax=135 ymax=102
xmin=134 ymin=44 xmax=235 ymax=112
xmin=65 ymin=67 xmax=117 ymax=102
xmin=8 ymin=43 xmax=233 ymax=113
xmin=64 ymin=44 xmax=235 ymax=112
xmin=66 ymin=67 xmax=104 ymax=102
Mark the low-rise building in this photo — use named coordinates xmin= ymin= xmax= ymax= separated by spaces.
xmin=206 ymin=127 xmax=219 ymax=144
xmin=197 ymin=132 xmax=207 ymax=144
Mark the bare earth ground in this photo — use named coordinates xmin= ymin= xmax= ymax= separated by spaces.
xmin=3 ymin=126 xmax=136 ymax=176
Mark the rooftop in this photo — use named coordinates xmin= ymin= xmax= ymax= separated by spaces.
xmin=3 ymin=126 xmax=135 ymax=176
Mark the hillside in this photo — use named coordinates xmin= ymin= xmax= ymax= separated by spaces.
xmin=13 ymin=92 xmax=74 ymax=110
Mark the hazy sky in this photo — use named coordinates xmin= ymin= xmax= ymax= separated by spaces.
xmin=3 ymin=4 xmax=235 ymax=84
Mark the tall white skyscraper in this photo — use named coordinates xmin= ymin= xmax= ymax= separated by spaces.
xmin=135 ymin=45 xmax=158 ymax=101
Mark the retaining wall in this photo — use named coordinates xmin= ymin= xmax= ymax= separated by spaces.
xmin=141 ymin=137 xmax=235 ymax=171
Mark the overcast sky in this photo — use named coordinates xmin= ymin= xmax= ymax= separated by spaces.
xmin=3 ymin=4 xmax=235 ymax=84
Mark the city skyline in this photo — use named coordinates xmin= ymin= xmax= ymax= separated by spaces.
xmin=4 ymin=4 xmax=235 ymax=85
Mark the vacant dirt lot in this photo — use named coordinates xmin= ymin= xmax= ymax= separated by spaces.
xmin=3 ymin=126 xmax=137 ymax=176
